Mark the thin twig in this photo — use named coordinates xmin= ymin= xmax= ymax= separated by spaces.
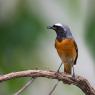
xmin=57 ymin=63 xmax=62 ymax=72
xmin=49 ymin=81 xmax=59 ymax=95
xmin=14 ymin=78 xmax=36 ymax=95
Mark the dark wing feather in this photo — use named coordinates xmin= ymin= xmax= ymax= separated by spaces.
xmin=73 ymin=40 xmax=78 ymax=65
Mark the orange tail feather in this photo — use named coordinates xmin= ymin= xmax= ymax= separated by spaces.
xmin=64 ymin=63 xmax=72 ymax=74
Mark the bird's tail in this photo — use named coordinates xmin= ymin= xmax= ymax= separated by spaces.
xmin=64 ymin=63 xmax=72 ymax=74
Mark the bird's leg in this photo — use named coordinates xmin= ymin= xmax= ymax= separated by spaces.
xmin=72 ymin=66 xmax=75 ymax=78
xmin=57 ymin=62 xmax=62 ymax=73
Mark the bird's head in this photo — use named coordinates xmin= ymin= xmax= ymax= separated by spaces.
xmin=47 ymin=23 xmax=72 ymax=39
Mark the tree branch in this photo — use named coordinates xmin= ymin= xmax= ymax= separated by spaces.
xmin=0 ymin=70 xmax=95 ymax=95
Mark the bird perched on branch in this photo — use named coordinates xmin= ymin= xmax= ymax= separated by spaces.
xmin=47 ymin=23 xmax=78 ymax=76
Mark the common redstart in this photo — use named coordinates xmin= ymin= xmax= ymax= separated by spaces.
xmin=47 ymin=23 xmax=78 ymax=76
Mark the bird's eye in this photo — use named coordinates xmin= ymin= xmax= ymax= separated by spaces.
xmin=52 ymin=25 xmax=57 ymax=30
xmin=53 ymin=25 xmax=56 ymax=28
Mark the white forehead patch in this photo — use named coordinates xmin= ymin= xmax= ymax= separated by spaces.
xmin=54 ymin=23 xmax=63 ymax=27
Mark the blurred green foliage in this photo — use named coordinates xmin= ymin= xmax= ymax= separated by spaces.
xmin=86 ymin=16 xmax=95 ymax=57
xmin=85 ymin=0 xmax=95 ymax=58
xmin=0 ymin=0 xmax=45 ymax=71
xmin=0 ymin=0 xmax=46 ymax=94
xmin=58 ymin=0 xmax=81 ymax=18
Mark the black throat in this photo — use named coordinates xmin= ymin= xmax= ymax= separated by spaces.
xmin=56 ymin=31 xmax=66 ymax=40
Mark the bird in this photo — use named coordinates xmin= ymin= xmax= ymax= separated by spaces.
xmin=47 ymin=23 xmax=78 ymax=76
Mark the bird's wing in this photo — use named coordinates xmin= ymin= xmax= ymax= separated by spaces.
xmin=73 ymin=40 xmax=78 ymax=65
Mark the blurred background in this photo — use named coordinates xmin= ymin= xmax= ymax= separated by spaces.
xmin=0 ymin=0 xmax=95 ymax=95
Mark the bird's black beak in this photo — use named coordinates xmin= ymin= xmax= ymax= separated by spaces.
xmin=47 ymin=26 xmax=54 ymax=30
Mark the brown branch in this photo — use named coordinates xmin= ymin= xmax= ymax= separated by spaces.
xmin=0 ymin=70 xmax=95 ymax=95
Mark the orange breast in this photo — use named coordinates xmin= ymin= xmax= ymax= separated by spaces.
xmin=55 ymin=38 xmax=77 ymax=63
